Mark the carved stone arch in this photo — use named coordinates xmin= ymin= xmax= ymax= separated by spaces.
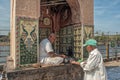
xmin=66 ymin=0 xmax=81 ymax=24
xmin=39 ymin=0 xmax=82 ymax=31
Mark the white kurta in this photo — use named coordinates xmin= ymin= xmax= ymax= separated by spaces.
xmin=39 ymin=38 xmax=63 ymax=65
xmin=80 ymin=48 xmax=107 ymax=80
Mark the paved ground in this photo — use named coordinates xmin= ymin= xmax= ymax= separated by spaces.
xmin=104 ymin=60 xmax=120 ymax=67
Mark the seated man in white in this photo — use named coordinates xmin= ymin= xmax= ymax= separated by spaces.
xmin=39 ymin=33 xmax=66 ymax=65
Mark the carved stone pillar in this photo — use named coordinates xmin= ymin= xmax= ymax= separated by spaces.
xmin=10 ymin=0 xmax=40 ymax=69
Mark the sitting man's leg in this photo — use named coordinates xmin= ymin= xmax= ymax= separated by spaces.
xmin=45 ymin=57 xmax=64 ymax=65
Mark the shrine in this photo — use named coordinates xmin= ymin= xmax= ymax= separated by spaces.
xmin=10 ymin=0 xmax=94 ymax=69
xmin=5 ymin=0 xmax=93 ymax=79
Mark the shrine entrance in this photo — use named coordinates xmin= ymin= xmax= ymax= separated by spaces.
xmin=39 ymin=0 xmax=72 ymax=55
xmin=39 ymin=0 xmax=93 ymax=59
xmin=10 ymin=0 xmax=93 ymax=69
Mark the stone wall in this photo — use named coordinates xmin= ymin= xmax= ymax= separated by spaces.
xmin=82 ymin=0 xmax=94 ymax=25
xmin=7 ymin=64 xmax=84 ymax=80
xmin=16 ymin=0 xmax=40 ymax=18
xmin=66 ymin=0 xmax=93 ymax=25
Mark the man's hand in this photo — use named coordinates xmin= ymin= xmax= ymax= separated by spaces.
xmin=60 ymin=54 xmax=67 ymax=58
xmin=70 ymin=60 xmax=80 ymax=65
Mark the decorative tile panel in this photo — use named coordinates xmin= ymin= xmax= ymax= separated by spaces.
xmin=59 ymin=24 xmax=93 ymax=58
xmin=16 ymin=17 xmax=38 ymax=66
xmin=59 ymin=26 xmax=73 ymax=55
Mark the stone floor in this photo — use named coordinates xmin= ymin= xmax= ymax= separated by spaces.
xmin=104 ymin=60 xmax=120 ymax=67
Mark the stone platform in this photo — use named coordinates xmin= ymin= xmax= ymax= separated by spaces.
xmin=104 ymin=60 xmax=120 ymax=67
xmin=7 ymin=64 xmax=84 ymax=80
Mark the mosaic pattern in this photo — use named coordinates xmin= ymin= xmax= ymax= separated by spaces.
xmin=59 ymin=26 xmax=73 ymax=56
xmin=16 ymin=21 xmax=20 ymax=67
xmin=59 ymin=25 xmax=93 ymax=58
xmin=54 ymin=32 xmax=60 ymax=54
xmin=39 ymin=28 xmax=51 ymax=42
xmin=83 ymin=25 xmax=94 ymax=58
xmin=84 ymin=26 xmax=93 ymax=40
xmin=73 ymin=25 xmax=82 ymax=58
xmin=16 ymin=17 xmax=38 ymax=65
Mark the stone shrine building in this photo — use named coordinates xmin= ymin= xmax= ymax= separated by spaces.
xmin=4 ymin=0 xmax=94 ymax=80
xmin=10 ymin=0 xmax=94 ymax=70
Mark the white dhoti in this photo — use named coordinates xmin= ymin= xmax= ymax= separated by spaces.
xmin=40 ymin=57 xmax=64 ymax=65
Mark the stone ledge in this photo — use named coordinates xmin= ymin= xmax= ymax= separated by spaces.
xmin=7 ymin=64 xmax=84 ymax=80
